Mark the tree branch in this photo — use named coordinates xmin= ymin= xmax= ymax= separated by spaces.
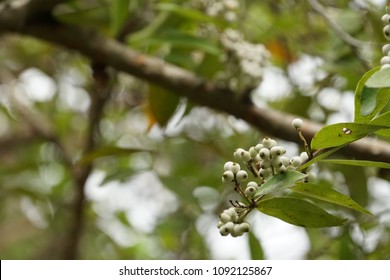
xmin=1 ymin=9 xmax=389 ymax=163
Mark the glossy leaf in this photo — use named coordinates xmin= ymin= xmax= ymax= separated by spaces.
xmin=354 ymin=67 xmax=390 ymax=122
xmin=365 ymin=67 xmax=390 ymax=88
xmin=290 ymin=182 xmax=372 ymax=215
xmin=257 ymin=197 xmax=346 ymax=228
xmin=370 ymin=112 xmax=390 ymax=137
xmin=297 ymin=146 xmax=344 ymax=171
xmin=255 ymin=170 xmax=307 ymax=197
xmin=311 ymin=123 xmax=388 ymax=150
xmin=321 ymin=159 xmax=390 ymax=169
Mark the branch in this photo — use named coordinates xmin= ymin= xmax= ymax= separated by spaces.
xmin=1 ymin=10 xmax=389 ymax=164
xmin=307 ymin=0 xmax=372 ymax=69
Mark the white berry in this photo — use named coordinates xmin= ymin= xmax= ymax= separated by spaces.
xmin=220 ymin=212 xmax=231 ymax=223
xmin=236 ymin=170 xmax=248 ymax=182
xmin=222 ymin=170 xmax=234 ymax=183
xmin=259 ymin=148 xmax=270 ymax=159
xmin=230 ymin=163 xmax=241 ymax=173
xmin=224 ymin=161 xmax=234 ymax=171
xmin=292 ymin=118 xmax=304 ymax=129
xmin=270 ymin=146 xmax=286 ymax=157
xmin=383 ymin=25 xmax=390 ymax=40
xmin=262 ymin=137 xmax=274 ymax=148
xmin=245 ymin=186 xmax=257 ymax=197
xmin=290 ymin=156 xmax=302 ymax=167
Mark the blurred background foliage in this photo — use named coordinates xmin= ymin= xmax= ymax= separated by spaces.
xmin=0 ymin=0 xmax=389 ymax=259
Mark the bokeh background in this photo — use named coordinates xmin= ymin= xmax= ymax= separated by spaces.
xmin=0 ymin=0 xmax=389 ymax=259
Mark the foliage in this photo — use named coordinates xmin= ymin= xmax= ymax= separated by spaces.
xmin=0 ymin=0 xmax=390 ymax=260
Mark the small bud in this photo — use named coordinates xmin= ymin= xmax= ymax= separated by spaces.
xmin=292 ymin=118 xmax=304 ymax=129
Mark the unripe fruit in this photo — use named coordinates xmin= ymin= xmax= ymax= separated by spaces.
xmin=223 ymin=221 xmax=235 ymax=233
xmin=275 ymin=165 xmax=286 ymax=174
xmin=233 ymin=224 xmax=245 ymax=237
xmin=245 ymin=186 xmax=257 ymax=197
xmin=247 ymin=181 xmax=258 ymax=188
xmin=255 ymin=143 xmax=263 ymax=152
xmin=222 ymin=170 xmax=234 ymax=183
xmin=262 ymin=137 xmax=273 ymax=148
xmin=280 ymin=156 xmax=290 ymax=167
xmin=300 ymin=152 xmax=309 ymax=162
xmin=260 ymin=159 xmax=272 ymax=169
xmin=259 ymin=168 xmax=272 ymax=178
xmin=290 ymin=156 xmax=302 ymax=167
xmin=238 ymin=222 xmax=250 ymax=232
xmin=382 ymin=44 xmax=390 ymax=55
xmin=259 ymin=148 xmax=270 ymax=159
xmin=384 ymin=25 xmax=390 ymax=40
xmin=381 ymin=56 xmax=390 ymax=65
xmin=220 ymin=212 xmax=231 ymax=223
xmin=227 ymin=207 xmax=238 ymax=222
xmin=292 ymin=118 xmax=304 ymax=129
xmin=249 ymin=146 xmax=258 ymax=158
xmin=236 ymin=170 xmax=248 ymax=182
xmin=382 ymin=14 xmax=390 ymax=24
xmin=270 ymin=146 xmax=286 ymax=157
xmin=234 ymin=148 xmax=245 ymax=160
xmin=219 ymin=225 xmax=230 ymax=236
xmin=241 ymin=151 xmax=251 ymax=162
xmin=224 ymin=161 xmax=234 ymax=171
xmin=272 ymin=157 xmax=283 ymax=168
xmin=230 ymin=162 xmax=241 ymax=173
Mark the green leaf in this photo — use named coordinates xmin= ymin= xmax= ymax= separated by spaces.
xmin=321 ymin=159 xmax=390 ymax=169
xmin=147 ymin=84 xmax=181 ymax=127
xmin=365 ymin=67 xmax=390 ymax=88
xmin=290 ymin=182 xmax=372 ymax=215
xmin=311 ymin=123 xmax=388 ymax=150
xmin=297 ymin=146 xmax=344 ymax=171
xmin=370 ymin=112 xmax=390 ymax=137
xmin=248 ymin=232 xmax=264 ymax=260
xmin=78 ymin=146 xmax=153 ymax=165
xmin=354 ymin=67 xmax=390 ymax=122
xmin=257 ymin=197 xmax=346 ymax=228
xmin=255 ymin=170 xmax=307 ymax=197
xmin=110 ymin=0 xmax=130 ymax=36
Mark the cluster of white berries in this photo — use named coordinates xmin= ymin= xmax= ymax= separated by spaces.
xmin=221 ymin=29 xmax=270 ymax=79
xmin=218 ymin=118 xmax=316 ymax=237
xmin=381 ymin=6 xmax=390 ymax=69
xmin=200 ymin=0 xmax=240 ymax=22
xmin=217 ymin=207 xmax=251 ymax=237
